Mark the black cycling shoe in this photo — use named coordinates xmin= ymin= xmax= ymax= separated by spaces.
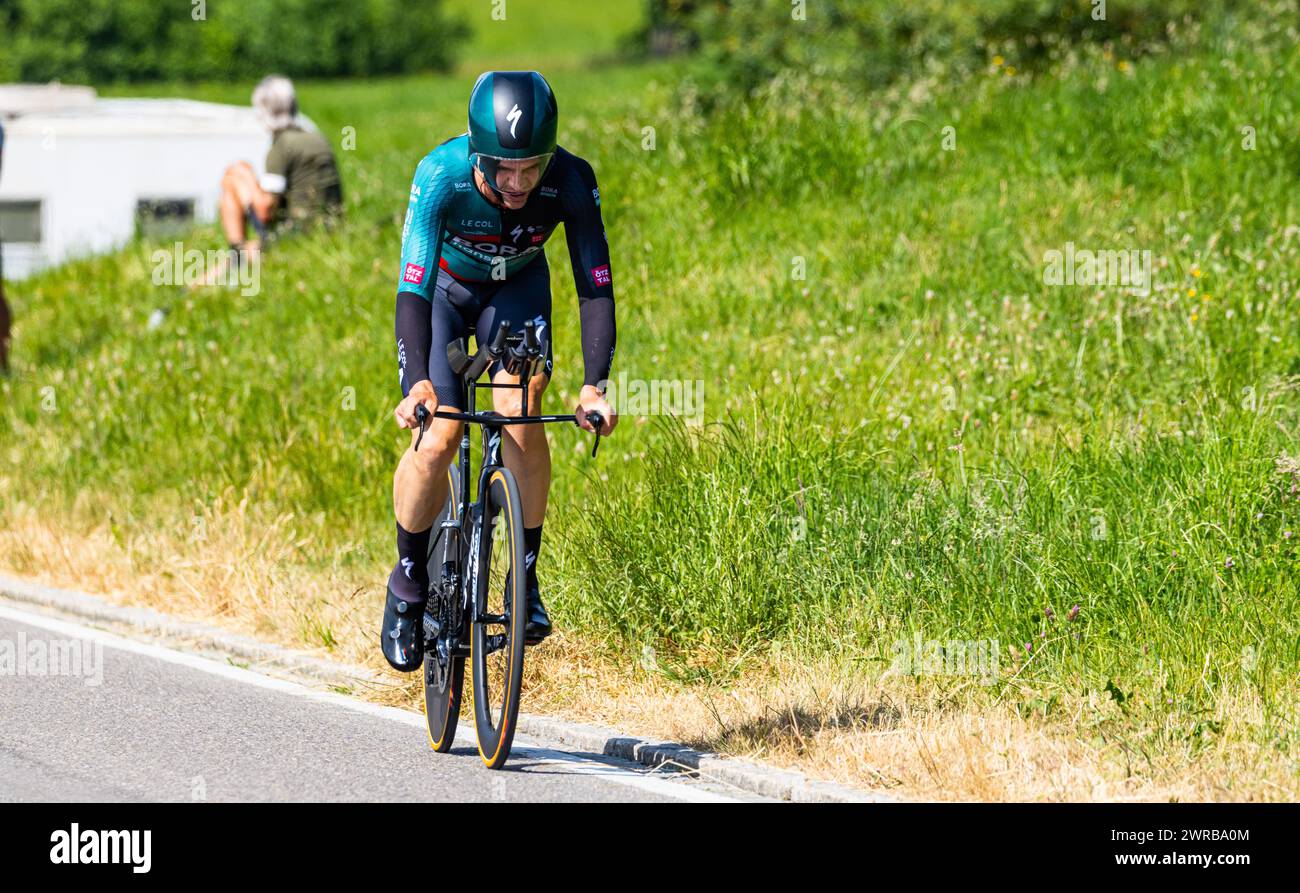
xmin=381 ymin=585 xmax=426 ymax=672
xmin=523 ymin=583 xmax=552 ymax=645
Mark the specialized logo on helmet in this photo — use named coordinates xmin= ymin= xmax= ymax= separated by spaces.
xmin=487 ymin=71 xmax=549 ymax=150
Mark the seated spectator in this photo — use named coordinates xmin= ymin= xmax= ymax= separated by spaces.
xmin=217 ymin=75 xmax=343 ymax=264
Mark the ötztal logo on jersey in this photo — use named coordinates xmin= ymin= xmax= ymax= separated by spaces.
xmin=591 ymin=264 xmax=612 ymax=286
xmin=403 ymin=263 xmax=426 ymax=285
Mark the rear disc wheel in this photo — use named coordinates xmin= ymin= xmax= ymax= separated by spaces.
xmin=423 ymin=463 xmax=465 ymax=753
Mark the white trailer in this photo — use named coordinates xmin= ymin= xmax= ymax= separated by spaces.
xmin=0 ymin=85 xmax=275 ymax=280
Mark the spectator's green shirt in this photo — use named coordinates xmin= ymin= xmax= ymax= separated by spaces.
xmin=261 ymin=125 xmax=343 ymax=223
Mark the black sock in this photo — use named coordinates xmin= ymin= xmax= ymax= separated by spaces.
xmin=524 ymin=524 xmax=543 ymax=588
xmin=390 ymin=522 xmax=432 ymax=603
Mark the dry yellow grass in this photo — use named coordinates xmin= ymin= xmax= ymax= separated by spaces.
xmin=2 ymin=502 xmax=1294 ymax=801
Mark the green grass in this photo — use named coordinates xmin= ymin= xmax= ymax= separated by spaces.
xmin=3 ymin=4 xmax=1298 ymax=782
xmin=444 ymin=0 xmax=645 ymax=72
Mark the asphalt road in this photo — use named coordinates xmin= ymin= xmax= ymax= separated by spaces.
xmin=0 ymin=604 xmax=751 ymax=802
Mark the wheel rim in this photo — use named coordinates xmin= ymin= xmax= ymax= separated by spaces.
xmin=472 ymin=468 xmax=526 ymax=767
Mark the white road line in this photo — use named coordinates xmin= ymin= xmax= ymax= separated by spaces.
xmin=0 ymin=601 xmax=743 ymax=803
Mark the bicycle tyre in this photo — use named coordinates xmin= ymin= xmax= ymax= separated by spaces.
xmin=470 ymin=465 xmax=527 ymax=769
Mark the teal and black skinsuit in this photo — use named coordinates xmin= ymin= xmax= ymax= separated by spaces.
xmin=394 ymin=133 xmax=616 ymax=407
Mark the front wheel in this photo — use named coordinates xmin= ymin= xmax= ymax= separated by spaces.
xmin=471 ymin=465 xmax=527 ymax=769
xmin=423 ymin=463 xmax=465 ymax=753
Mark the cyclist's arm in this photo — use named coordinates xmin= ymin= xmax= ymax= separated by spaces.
xmin=394 ymin=156 xmax=447 ymax=397
xmin=395 ymin=291 xmax=432 ymax=398
xmin=562 ymin=157 xmax=616 ymax=391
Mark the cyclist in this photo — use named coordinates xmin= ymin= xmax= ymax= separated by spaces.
xmin=382 ymin=71 xmax=618 ymax=672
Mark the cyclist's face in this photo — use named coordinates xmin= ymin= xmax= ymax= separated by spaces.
xmin=495 ymin=158 xmax=546 ymax=195
xmin=475 ymin=155 xmax=548 ymax=209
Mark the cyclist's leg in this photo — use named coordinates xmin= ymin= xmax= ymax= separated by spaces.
xmin=475 ymin=257 xmax=553 ymax=531
xmin=390 ymin=272 xmax=474 ymax=601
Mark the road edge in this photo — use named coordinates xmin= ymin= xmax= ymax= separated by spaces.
xmin=0 ymin=573 xmax=891 ymax=803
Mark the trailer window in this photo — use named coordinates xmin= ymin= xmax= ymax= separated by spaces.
xmin=136 ymin=198 xmax=195 ymax=239
xmin=0 ymin=200 xmax=42 ymax=244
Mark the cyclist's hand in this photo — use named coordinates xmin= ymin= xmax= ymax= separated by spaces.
xmin=575 ymin=385 xmax=616 ymax=435
xmin=395 ymin=380 xmax=438 ymax=429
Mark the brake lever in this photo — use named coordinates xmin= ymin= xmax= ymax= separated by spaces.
xmin=415 ymin=404 xmax=429 ymax=452
xmin=585 ymin=410 xmax=605 ymax=458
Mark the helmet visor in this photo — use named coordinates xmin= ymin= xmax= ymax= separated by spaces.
xmin=472 ymin=152 xmax=553 ymax=195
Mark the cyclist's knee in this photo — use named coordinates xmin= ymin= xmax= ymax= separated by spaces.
xmin=408 ymin=415 xmax=462 ymax=470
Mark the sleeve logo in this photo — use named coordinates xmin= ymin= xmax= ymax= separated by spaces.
xmin=403 ymin=263 xmax=426 ymax=285
xmin=591 ymin=264 xmax=611 ymax=286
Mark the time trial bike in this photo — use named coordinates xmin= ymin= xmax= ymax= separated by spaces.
xmin=415 ymin=318 xmax=604 ymax=769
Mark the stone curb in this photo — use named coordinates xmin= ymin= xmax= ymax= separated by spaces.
xmin=0 ymin=574 xmax=888 ymax=803
xmin=514 ymin=714 xmax=889 ymax=802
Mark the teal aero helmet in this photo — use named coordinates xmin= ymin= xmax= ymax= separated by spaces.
xmin=467 ymin=70 xmax=558 ymax=194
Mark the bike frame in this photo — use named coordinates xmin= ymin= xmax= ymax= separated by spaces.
xmin=428 ymin=342 xmax=577 ymax=658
